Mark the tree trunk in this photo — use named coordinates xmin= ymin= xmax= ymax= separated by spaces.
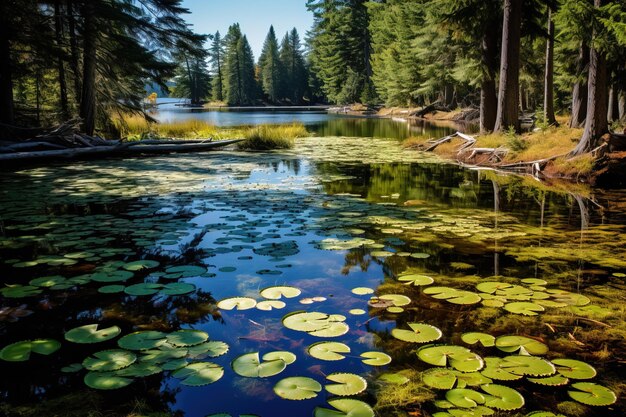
xmin=607 ymin=85 xmax=619 ymax=122
xmin=619 ymin=89 xmax=626 ymax=121
xmin=79 ymin=2 xmax=97 ymax=135
xmin=569 ymin=43 xmax=589 ymax=128
xmin=544 ymin=8 xmax=557 ymax=126
xmin=571 ymin=0 xmax=608 ymax=156
xmin=494 ymin=0 xmax=522 ymax=133
xmin=67 ymin=0 xmax=81 ymax=101
xmin=520 ymin=85 xmax=527 ymax=112
xmin=480 ymin=32 xmax=498 ymax=133
xmin=0 ymin=8 xmax=14 ymax=124
xmin=54 ymin=0 xmax=69 ymax=120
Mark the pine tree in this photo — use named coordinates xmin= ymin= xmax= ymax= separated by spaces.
xmin=259 ymin=26 xmax=284 ymax=103
xmin=209 ymin=31 xmax=225 ymax=102
xmin=280 ymin=28 xmax=307 ymax=104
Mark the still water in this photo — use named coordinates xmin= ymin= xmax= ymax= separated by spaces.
xmin=0 ymin=126 xmax=624 ymax=416
xmin=152 ymin=100 xmax=460 ymax=140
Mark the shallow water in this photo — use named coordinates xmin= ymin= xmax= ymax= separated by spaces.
xmin=0 ymin=137 xmax=624 ymax=417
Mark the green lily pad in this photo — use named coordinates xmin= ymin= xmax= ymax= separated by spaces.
xmin=527 ymin=375 xmax=570 ymax=386
xmin=118 ymin=331 xmax=167 ymax=350
xmin=29 ymin=275 xmax=67 ymax=287
xmin=282 ymin=311 xmax=349 ymax=337
xmin=422 ymin=368 xmax=459 ymax=390
xmin=164 ymin=265 xmax=207 ymax=278
xmin=124 ymin=283 xmax=162 ymax=296
xmin=314 ymin=398 xmax=374 ymax=417
xmin=424 ymin=287 xmax=482 ymax=305
xmin=462 ymin=333 xmax=496 ymax=347
xmin=274 ymin=376 xmax=322 ymax=400
xmin=378 ymin=372 xmax=410 ymax=385
xmin=123 ymin=260 xmax=160 ymax=271
xmin=161 ymin=282 xmax=196 ymax=296
xmin=325 ymin=373 xmax=367 ymax=396
xmin=98 ymin=285 xmax=125 ymax=294
xmin=568 ymin=382 xmax=616 ymax=406
xmin=83 ymin=349 xmax=137 ymax=372
xmin=65 ymin=324 xmax=121 ymax=344
xmin=398 ymin=274 xmax=434 ymax=286
xmin=172 ymin=362 xmax=224 ymax=386
xmin=392 ymin=323 xmax=442 ymax=343
xmin=503 ymin=302 xmax=545 ymax=316
xmin=476 ymin=282 xmax=513 ymax=294
xmin=257 ymin=300 xmax=286 ymax=311
xmin=495 ymin=335 xmax=548 ymax=356
xmin=232 ymin=351 xmax=295 ymax=378
xmin=552 ymin=358 xmax=596 ymax=380
xmin=116 ymin=362 xmax=162 ymax=377
xmin=0 ymin=285 xmax=42 ymax=298
xmin=480 ymin=357 xmax=523 ymax=381
xmin=187 ymin=341 xmax=230 ymax=359
xmin=166 ymin=330 xmax=208 ymax=347
xmin=446 ymin=388 xmax=485 ymax=408
xmin=351 ymin=287 xmax=374 ymax=295
xmin=61 ymin=363 xmax=83 ymax=373
xmin=525 ymin=412 xmax=567 ymax=417
xmin=84 ymin=371 xmax=133 ymax=390
xmin=91 ymin=270 xmax=134 ymax=283
xmin=547 ymin=290 xmax=590 ymax=306
xmin=379 ymin=294 xmax=412 ymax=307
xmin=0 ymin=339 xmax=61 ymax=362
xmin=308 ymin=341 xmax=350 ymax=361
xmin=481 ymin=384 xmax=525 ymax=410
xmin=349 ymin=308 xmax=367 ymax=315
xmin=260 ymin=286 xmax=301 ymax=299
xmin=217 ymin=297 xmax=257 ymax=311
xmin=499 ymin=355 xmax=556 ymax=377
xmin=360 ymin=351 xmax=391 ymax=366
xmin=417 ymin=345 xmax=484 ymax=372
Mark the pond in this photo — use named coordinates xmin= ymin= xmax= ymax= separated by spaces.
xmin=0 ymin=136 xmax=624 ymax=417
xmin=152 ymin=100 xmax=461 ymax=140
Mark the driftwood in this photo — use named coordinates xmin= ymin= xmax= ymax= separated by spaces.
xmin=409 ymin=101 xmax=450 ymax=118
xmin=0 ymin=119 xmax=243 ymax=163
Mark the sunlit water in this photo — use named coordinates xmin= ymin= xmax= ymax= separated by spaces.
xmin=0 ymin=134 xmax=624 ymax=417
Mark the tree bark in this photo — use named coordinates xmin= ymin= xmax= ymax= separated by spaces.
xmin=480 ymin=29 xmax=498 ymax=133
xmin=607 ymin=84 xmax=620 ymax=122
xmin=544 ymin=8 xmax=557 ymax=126
xmin=0 ymin=6 xmax=14 ymax=124
xmin=67 ymin=0 xmax=81 ymax=103
xmin=619 ymin=89 xmax=626 ymax=121
xmin=79 ymin=2 xmax=97 ymax=135
xmin=54 ymin=0 xmax=69 ymax=120
xmin=494 ymin=0 xmax=522 ymax=133
xmin=571 ymin=0 xmax=608 ymax=156
xmin=569 ymin=43 xmax=589 ymax=128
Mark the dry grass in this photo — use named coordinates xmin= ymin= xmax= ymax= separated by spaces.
xmin=237 ymin=123 xmax=309 ymax=150
xmin=113 ymin=115 xmax=234 ymax=140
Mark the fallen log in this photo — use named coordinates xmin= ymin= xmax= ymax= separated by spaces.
xmin=409 ymin=101 xmax=448 ymax=118
xmin=0 ymin=139 xmax=243 ymax=163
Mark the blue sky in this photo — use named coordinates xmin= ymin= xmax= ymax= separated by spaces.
xmin=181 ymin=0 xmax=314 ymax=59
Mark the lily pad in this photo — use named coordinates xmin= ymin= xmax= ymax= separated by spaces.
xmin=462 ymin=333 xmax=496 ymax=348
xmin=527 ymin=375 xmax=570 ymax=386
xmin=314 ymin=398 xmax=374 ymax=417
xmin=116 ymin=362 xmax=162 ymax=377
xmin=379 ymin=294 xmax=412 ymax=307
xmin=325 ymin=373 xmax=367 ymax=396
xmin=273 ymin=376 xmax=322 ymax=400
xmin=123 ymin=260 xmax=160 ymax=271
xmin=392 ymin=323 xmax=443 ymax=343
xmin=480 ymin=357 xmax=523 ymax=381
xmin=61 ymin=363 xmax=83 ymax=373
xmin=360 ymin=351 xmax=392 ymax=366
xmin=351 ymin=287 xmax=374 ymax=295
xmin=552 ymin=358 xmax=596 ymax=380
xmin=446 ymin=388 xmax=485 ymax=408
xmin=98 ymin=285 xmax=125 ymax=294
xmin=503 ymin=302 xmax=545 ymax=316
xmin=498 ymin=355 xmax=555 ymax=377
xmin=118 ymin=331 xmax=167 ymax=350
xmin=378 ymin=372 xmax=410 ymax=385
xmin=0 ymin=339 xmax=61 ymax=362
xmin=423 ymin=369 xmax=492 ymax=390
xmin=187 ymin=341 xmax=230 ymax=359
xmin=417 ymin=345 xmax=484 ymax=372
xmin=424 ymin=287 xmax=482 ymax=305
xmin=0 ymin=285 xmax=42 ymax=298
xmin=172 ymin=362 xmax=224 ymax=386
xmin=568 ymin=382 xmax=616 ymax=406
xmin=260 ymin=286 xmax=301 ymax=299
xmin=398 ymin=274 xmax=434 ymax=286
xmin=160 ymin=282 xmax=196 ymax=296
xmin=84 ymin=371 xmax=133 ymax=390
xmin=495 ymin=335 xmax=548 ymax=356
xmin=83 ymin=349 xmax=137 ymax=372
xmin=164 ymin=265 xmax=207 ymax=278
xmin=481 ymin=384 xmax=525 ymax=410
xmin=232 ymin=351 xmax=295 ymax=378
xmin=167 ymin=330 xmax=209 ymax=347
xmin=91 ymin=270 xmax=134 ymax=283
xmin=65 ymin=324 xmax=121 ymax=344
xmin=124 ymin=283 xmax=162 ymax=296
xmin=282 ymin=311 xmax=349 ymax=337
xmin=308 ymin=341 xmax=350 ymax=361
xmin=217 ymin=297 xmax=257 ymax=311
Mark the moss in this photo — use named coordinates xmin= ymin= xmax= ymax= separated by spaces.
xmin=373 ymin=369 xmax=435 ymax=414
xmin=556 ymin=401 xmax=590 ymax=417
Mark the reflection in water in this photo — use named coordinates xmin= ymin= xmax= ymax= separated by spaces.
xmin=0 ymin=138 xmax=624 ymax=417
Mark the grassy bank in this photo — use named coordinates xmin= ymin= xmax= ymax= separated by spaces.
xmin=112 ymin=115 xmax=310 ymax=150
xmin=403 ymin=117 xmax=599 ymax=179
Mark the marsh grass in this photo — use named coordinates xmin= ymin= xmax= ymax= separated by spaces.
xmin=113 ymin=115 xmax=240 ymax=140
xmin=237 ymin=123 xmax=309 ymax=150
